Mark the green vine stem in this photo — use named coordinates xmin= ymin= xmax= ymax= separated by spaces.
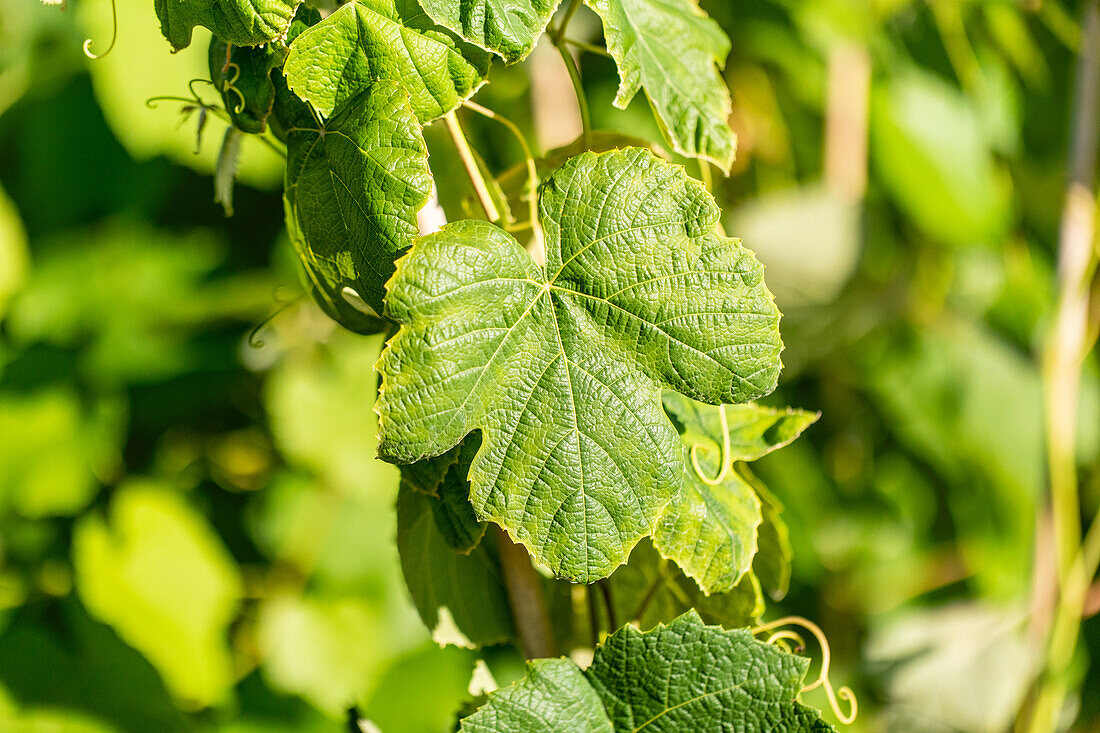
xmin=83 ymin=0 xmax=118 ymax=59
xmin=563 ymin=37 xmax=612 ymax=58
xmin=1023 ymin=1 xmax=1100 ymax=729
xmin=549 ymin=0 xmax=592 ymax=147
xmin=752 ymin=617 xmax=858 ymax=725
xmin=444 ymin=111 xmax=501 ymax=223
xmin=463 ymin=100 xmax=545 ymax=262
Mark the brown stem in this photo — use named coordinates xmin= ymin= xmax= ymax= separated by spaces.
xmin=493 ymin=526 xmax=555 ymax=659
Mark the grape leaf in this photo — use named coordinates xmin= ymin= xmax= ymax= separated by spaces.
xmin=584 ymin=0 xmax=736 ymax=170
xmin=284 ymin=81 xmax=432 ymax=332
xmin=377 ymin=148 xmax=782 ymax=582
xmin=155 ymin=0 xmax=301 ymax=51
xmin=396 ymin=479 xmax=514 ymax=648
xmin=460 ymin=658 xmax=614 ymax=732
xmin=208 ymin=36 xmax=281 ymax=134
xmin=433 ymin=448 xmax=489 ymax=553
xmin=607 ymin=540 xmax=763 ymax=632
xmin=586 ymin=612 xmax=833 ymax=731
xmin=745 ymin=469 xmax=792 ymax=601
xmin=417 ymin=0 xmax=561 ymax=63
xmin=654 ymin=396 xmax=817 ymax=594
xmin=461 ymin=612 xmax=832 ymax=731
xmin=283 ymin=0 xmax=491 ymax=123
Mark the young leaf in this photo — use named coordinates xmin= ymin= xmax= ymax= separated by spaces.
xmin=653 ymin=396 xmax=817 ymax=594
xmin=155 ymin=0 xmax=302 ymax=51
xmin=396 ymin=479 xmax=514 ymax=648
xmin=586 ymin=612 xmax=833 ymax=731
xmin=418 ymin=0 xmax=561 ymax=63
xmin=376 ymin=148 xmax=782 ymax=582
xmin=460 ymin=658 xmax=614 ymax=732
xmin=208 ymin=37 xmax=281 ymax=134
xmin=584 ymin=0 xmax=737 ymax=170
xmin=652 ymin=464 xmax=761 ymax=595
xmin=283 ymin=81 xmax=432 ymax=333
xmin=461 ymin=612 xmax=833 ymax=731
xmin=283 ymin=0 xmax=491 ymax=123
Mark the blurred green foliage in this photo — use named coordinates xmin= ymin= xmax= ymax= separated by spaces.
xmin=0 ymin=0 xmax=1098 ymax=730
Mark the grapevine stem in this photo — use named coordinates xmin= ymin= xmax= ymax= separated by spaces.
xmin=631 ymin=558 xmax=670 ymax=622
xmin=463 ymin=100 xmax=545 ymax=262
xmin=1023 ymin=0 xmax=1100 ymax=727
xmin=493 ymin=526 xmax=555 ymax=659
xmin=564 ymin=37 xmax=612 ymax=58
xmin=597 ymin=579 xmax=617 ymax=630
xmin=444 ymin=111 xmax=501 ymax=223
xmin=549 ymin=0 xmax=592 ymax=147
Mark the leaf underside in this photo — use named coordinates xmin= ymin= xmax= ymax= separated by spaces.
xmin=584 ymin=0 xmax=737 ymax=170
xmin=376 ymin=147 xmax=782 ymax=582
xmin=461 ymin=611 xmax=834 ymax=732
xmin=283 ymin=81 xmax=432 ymax=332
xmin=155 ymin=0 xmax=302 ymax=50
xmin=283 ymin=0 xmax=491 ymax=123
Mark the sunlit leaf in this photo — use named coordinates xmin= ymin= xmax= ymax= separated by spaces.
xmin=283 ymin=0 xmax=490 ymax=122
xmin=154 ymin=0 xmax=301 ymax=50
xmin=377 ymin=148 xmax=782 ymax=582
xmin=417 ymin=0 xmax=560 ymax=63
xmin=461 ymin=611 xmax=832 ymax=731
xmin=584 ymin=0 xmax=736 ymax=169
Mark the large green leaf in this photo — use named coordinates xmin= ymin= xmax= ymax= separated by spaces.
xmin=283 ymin=0 xmax=491 ymax=123
xmin=417 ymin=0 xmax=560 ymax=62
xmin=376 ymin=148 xmax=782 ymax=582
xmin=155 ymin=0 xmax=301 ymax=50
xmin=461 ymin=612 xmax=831 ymax=731
xmin=396 ymin=478 xmax=514 ymax=647
xmin=584 ymin=0 xmax=736 ymax=170
xmin=586 ymin=612 xmax=832 ymax=731
xmin=284 ymin=81 xmax=432 ymax=332
xmin=461 ymin=658 xmax=614 ymax=732
xmin=653 ymin=396 xmax=817 ymax=593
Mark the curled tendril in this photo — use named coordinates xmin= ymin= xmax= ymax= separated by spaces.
xmin=83 ymin=0 xmax=118 ymax=59
xmin=752 ymin=616 xmax=858 ymax=725
xmin=248 ymin=301 xmax=294 ymax=348
xmin=765 ymin=629 xmax=806 ymax=651
xmin=220 ymin=62 xmax=246 ymax=114
xmin=690 ymin=403 xmax=731 ymax=485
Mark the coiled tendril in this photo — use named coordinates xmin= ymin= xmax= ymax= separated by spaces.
xmin=83 ymin=0 xmax=117 ymax=59
xmin=752 ymin=616 xmax=858 ymax=725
